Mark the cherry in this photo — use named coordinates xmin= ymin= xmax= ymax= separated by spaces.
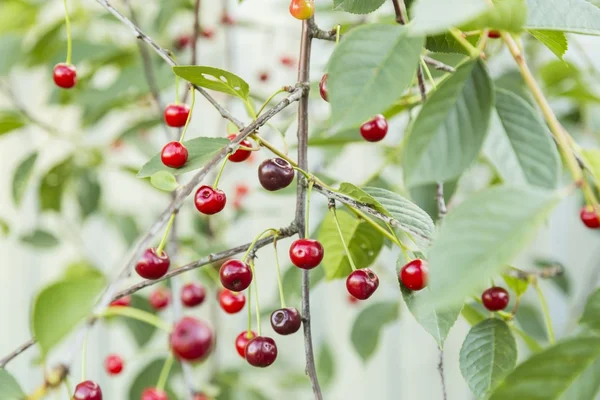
xmin=73 ymin=380 xmax=102 ymax=400
xmin=170 ymin=316 xmax=214 ymax=361
xmin=346 ymin=269 xmax=379 ymax=300
xmin=399 ymin=259 xmax=428 ymax=291
xmin=175 ymin=34 xmax=191 ymax=50
xmin=289 ymin=239 xmax=324 ymax=270
xmin=161 ymin=141 xmax=188 ymax=169
xmin=488 ymin=30 xmax=501 ymax=39
xmin=280 ymin=56 xmax=296 ymax=68
xmin=289 ymin=0 xmax=315 ymax=20
xmin=104 ymin=354 xmax=124 ymax=376
xmin=481 ymin=287 xmax=510 ymax=311
xmin=245 ymin=336 xmax=278 ymax=368
xmin=257 ymin=158 xmax=294 ymax=191
xmin=219 ymin=289 xmax=246 ymax=314
xmin=580 ymin=206 xmax=600 ymax=229
xmin=235 ymin=330 xmax=257 ymax=358
xmin=200 ymin=28 xmax=215 ymax=39
xmin=219 ymin=259 xmax=253 ymax=291
xmin=141 ymin=388 xmax=169 ymax=400
xmin=110 ymin=296 xmax=131 ymax=307
xmin=181 ymin=282 xmax=206 ymax=308
xmin=227 ymin=134 xmax=253 ymax=162
xmin=194 ymin=185 xmax=226 ymax=215
xmin=53 ymin=63 xmax=77 ymax=89
xmin=270 ymin=307 xmax=302 ymax=335
xmin=319 ymin=74 xmax=328 ymax=102
xmin=135 ymin=248 xmax=170 ymax=280
xmin=164 ymin=104 xmax=190 ymax=128
xmin=235 ymin=183 xmax=250 ymax=196
xmin=258 ymin=71 xmax=270 ymax=82
xmin=221 ymin=13 xmax=236 ymax=25
xmin=149 ymin=287 xmax=171 ymax=310
xmin=360 ymin=115 xmax=388 ymax=142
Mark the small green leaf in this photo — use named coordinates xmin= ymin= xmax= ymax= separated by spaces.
xmin=39 ymin=157 xmax=73 ymax=212
xmin=503 ymin=274 xmax=529 ymax=297
xmin=409 ymin=0 xmax=489 ymax=35
xmin=333 ymin=0 xmax=386 ymax=14
xmin=337 ymin=182 xmax=390 ymax=216
xmin=317 ymin=342 xmax=336 ymax=387
xmin=19 ymin=229 xmax=59 ymax=248
xmin=580 ymin=288 xmax=600 ymax=333
xmin=525 ymin=0 xmax=600 ymax=35
xmin=121 ymin=294 xmax=157 ymax=348
xmin=150 ymin=171 xmax=179 ymax=192
xmin=172 ymin=66 xmax=250 ymax=99
xmin=0 ymin=110 xmax=25 ymax=136
xmin=529 ymin=30 xmax=568 ymax=60
xmin=12 ymin=151 xmax=37 ymax=205
xmin=350 ymin=301 xmax=399 ymax=361
xmin=0 ymin=368 xmax=25 ymax=400
xmin=128 ymin=358 xmax=179 ymax=400
xmin=76 ymin=170 xmax=101 ymax=218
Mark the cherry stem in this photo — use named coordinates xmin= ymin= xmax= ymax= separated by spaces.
xmin=292 ymin=166 xmax=311 ymax=181
xmin=249 ymin=259 xmax=262 ymax=336
xmin=257 ymin=88 xmax=287 ymax=117
xmin=63 ymin=0 xmax=72 ymax=65
xmin=80 ymin=330 xmax=89 ymax=382
xmin=534 ymin=281 xmax=555 ymax=344
xmin=335 ymin=25 xmax=341 ymax=45
xmin=156 ymin=354 xmax=174 ymax=392
xmin=156 ymin=213 xmax=176 ymax=256
xmin=242 ymin=228 xmax=277 ymax=262
xmin=98 ymin=306 xmax=172 ymax=332
xmin=247 ymin=279 xmax=253 ymax=337
xmin=330 ymin=205 xmax=357 ymax=271
xmin=213 ymin=156 xmax=229 ymax=189
xmin=178 ymin=87 xmax=195 ymax=143
xmin=420 ymin=57 xmax=436 ymax=89
xmin=272 ymin=236 xmax=287 ymax=309
xmin=305 ymin=180 xmax=314 ymax=238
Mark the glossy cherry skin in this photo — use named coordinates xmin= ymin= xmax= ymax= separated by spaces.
xmin=53 ymin=63 xmax=77 ymax=89
xmin=488 ymin=30 xmax=501 ymax=39
xmin=319 ymin=74 xmax=328 ymax=102
xmin=149 ymin=287 xmax=171 ymax=310
xmin=110 ymin=295 xmax=131 ymax=307
xmin=346 ymin=269 xmax=379 ymax=300
xmin=181 ymin=282 xmax=206 ymax=308
xmin=161 ymin=141 xmax=188 ymax=168
xmin=289 ymin=0 xmax=315 ymax=20
xmin=104 ymin=354 xmax=124 ymax=375
xmin=164 ymin=104 xmax=190 ymax=128
xmin=580 ymin=206 xmax=600 ymax=229
xmin=289 ymin=239 xmax=324 ymax=270
xmin=235 ymin=330 xmax=257 ymax=358
xmin=245 ymin=336 xmax=278 ymax=368
xmin=170 ymin=317 xmax=214 ymax=361
xmin=219 ymin=289 xmax=246 ymax=314
xmin=194 ymin=185 xmax=226 ymax=215
xmin=482 ymin=287 xmax=510 ymax=311
xmin=399 ymin=259 xmax=428 ymax=291
xmin=219 ymin=260 xmax=253 ymax=291
xmin=227 ymin=134 xmax=253 ymax=162
xmin=270 ymin=307 xmax=302 ymax=335
xmin=141 ymin=388 xmax=169 ymax=400
xmin=360 ymin=115 xmax=388 ymax=142
xmin=258 ymin=158 xmax=295 ymax=191
xmin=73 ymin=380 xmax=102 ymax=400
xmin=135 ymin=248 xmax=170 ymax=280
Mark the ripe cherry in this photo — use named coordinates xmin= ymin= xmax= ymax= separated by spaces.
xmin=270 ymin=307 xmax=302 ymax=335
xmin=580 ymin=206 xmax=600 ymax=229
xmin=258 ymin=71 xmax=270 ymax=82
xmin=104 ymin=354 xmax=124 ymax=376
xmin=194 ymin=185 xmax=226 ymax=215
xmin=141 ymin=388 xmax=169 ymax=400
xmin=346 ymin=269 xmax=379 ymax=300
xmin=488 ymin=30 xmax=501 ymax=39
xmin=289 ymin=239 xmax=324 ymax=270
xmin=219 ymin=289 xmax=246 ymax=314
xmin=161 ymin=141 xmax=188 ymax=169
xmin=227 ymin=134 xmax=253 ymax=162
xmin=280 ymin=56 xmax=296 ymax=68
xmin=319 ymin=74 xmax=328 ymax=102
xmin=360 ymin=115 xmax=388 ymax=142
xmin=53 ymin=63 xmax=77 ymax=89
xmin=181 ymin=282 xmax=206 ymax=308
xmin=110 ymin=296 xmax=131 ymax=307
xmin=175 ymin=34 xmax=191 ymax=50
xmin=289 ymin=0 xmax=315 ymax=20
xmin=200 ymin=28 xmax=215 ymax=39
xmin=73 ymin=380 xmax=102 ymax=400
xmin=219 ymin=259 xmax=253 ymax=291
xmin=245 ymin=336 xmax=278 ymax=368
xmin=170 ymin=317 xmax=214 ymax=361
xmin=399 ymin=259 xmax=428 ymax=291
xmin=135 ymin=248 xmax=170 ymax=280
xmin=235 ymin=330 xmax=257 ymax=358
xmin=149 ymin=287 xmax=171 ymax=310
xmin=221 ymin=13 xmax=236 ymax=25
xmin=258 ymin=158 xmax=295 ymax=191
xmin=481 ymin=287 xmax=510 ymax=311
xmin=164 ymin=104 xmax=190 ymax=128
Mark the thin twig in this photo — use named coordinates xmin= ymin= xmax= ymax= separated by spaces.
xmin=0 ymin=338 xmax=36 ymax=368
xmin=436 ymin=183 xmax=447 ymax=220
xmin=435 ymin=183 xmax=448 ymax=400
xmin=191 ymin=0 xmax=202 ymax=66
xmin=438 ymin=350 xmax=447 ymax=400
xmin=423 ymin=56 xmax=455 ymax=73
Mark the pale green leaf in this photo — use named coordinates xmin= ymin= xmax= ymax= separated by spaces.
xmin=337 ymin=182 xmax=390 ymax=216
xmin=0 ymin=368 xmax=24 ymax=400
xmin=503 ymin=274 xmax=529 ymax=297
xmin=580 ymin=288 xmax=600 ymax=333
xmin=19 ymin=229 xmax=59 ymax=248
xmin=525 ymin=0 xmax=600 ymax=35
xmin=528 ymin=30 xmax=568 ymax=60
xmin=350 ymin=301 xmax=399 ymax=361
xmin=76 ymin=170 xmax=101 ymax=218
xmin=409 ymin=0 xmax=489 ymax=35
xmin=0 ymin=35 xmax=22 ymax=75
xmin=12 ymin=152 xmax=37 ymax=205
xmin=129 ymin=358 xmax=179 ymax=399
xmin=0 ymin=111 xmax=25 ymax=136
xmin=150 ymin=171 xmax=179 ymax=192
xmin=462 ymin=303 xmax=487 ymax=326
xmin=122 ymin=294 xmax=157 ymax=348
xmin=333 ymin=0 xmax=386 ymax=14
xmin=39 ymin=157 xmax=73 ymax=212
xmin=559 ymin=359 xmax=600 ymax=400
xmin=308 ymin=126 xmax=364 ymax=147
xmin=173 ymin=66 xmax=249 ymax=99
xmin=426 ymin=33 xmax=479 ymax=55
xmin=317 ymin=343 xmax=336 ymax=387
xmin=462 ymin=0 xmax=527 ymax=33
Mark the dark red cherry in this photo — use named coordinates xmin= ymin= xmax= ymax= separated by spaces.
xmin=175 ymin=34 xmax=191 ymax=50
xmin=53 ymin=63 xmax=77 ymax=89
xmin=161 ymin=141 xmax=188 ymax=168
xmin=135 ymin=248 xmax=170 ymax=280
xmin=235 ymin=330 xmax=257 ymax=358
xmin=181 ymin=282 xmax=206 ymax=308
xmin=219 ymin=289 xmax=246 ymax=314
xmin=200 ymin=28 xmax=215 ymax=39
xmin=104 ymin=354 xmax=124 ymax=376
xmin=360 ymin=115 xmax=388 ymax=142
xmin=194 ymin=185 xmax=226 ymax=215
xmin=221 ymin=13 xmax=236 ymax=25
xmin=319 ymin=74 xmax=328 ymax=102
xmin=289 ymin=239 xmax=324 ymax=270
xmin=141 ymin=388 xmax=169 ymax=400
xmin=227 ymin=134 xmax=253 ymax=162
xmin=258 ymin=158 xmax=295 ymax=191
xmin=258 ymin=71 xmax=269 ymax=82
xmin=580 ymin=206 xmax=600 ymax=229
xmin=219 ymin=260 xmax=253 ymax=291
xmin=170 ymin=317 xmax=214 ymax=361
xmin=399 ymin=259 xmax=428 ymax=291
xmin=149 ymin=287 xmax=171 ymax=310
xmin=164 ymin=104 xmax=190 ymax=128
xmin=482 ymin=287 xmax=510 ymax=311
xmin=346 ymin=269 xmax=379 ymax=300
xmin=270 ymin=307 xmax=302 ymax=335
xmin=245 ymin=336 xmax=278 ymax=368
xmin=110 ymin=296 xmax=131 ymax=307
xmin=488 ymin=30 xmax=501 ymax=38
xmin=73 ymin=380 xmax=102 ymax=400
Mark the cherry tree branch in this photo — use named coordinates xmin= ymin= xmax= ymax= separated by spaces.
xmin=435 ymin=183 xmax=448 ymax=400
xmin=0 ymin=338 xmax=36 ymax=368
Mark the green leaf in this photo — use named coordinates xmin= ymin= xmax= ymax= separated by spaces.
xmin=0 ymin=1 xmax=37 ymax=34
xmin=0 ymin=110 xmax=25 ymax=136
xmin=308 ymin=126 xmax=364 ymax=147
xmin=39 ymin=157 xmax=74 ymax=212
xmin=560 ymin=359 xmax=600 ymax=400
xmin=489 ymin=336 xmax=600 ymax=399
xmin=580 ymin=288 xmax=600 ymax=333
xmin=110 ymin=214 xmax=139 ymax=246
xmin=32 ymin=268 xmax=106 ymax=359
xmin=76 ymin=170 xmax=101 ymax=218
xmin=150 ymin=171 xmax=179 ymax=192
xmin=403 ymin=60 xmax=493 ymax=186
xmin=503 ymin=274 xmax=529 ymax=297
xmin=462 ymin=0 xmax=527 ymax=32
xmin=172 ymin=66 xmax=250 ymax=99
xmin=128 ymin=358 xmax=179 ymax=400
xmin=350 ymin=301 xmax=399 ymax=361
xmin=514 ymin=303 xmax=547 ymax=341
xmin=529 ymin=30 xmax=568 ymax=60
xmin=582 ymin=149 xmax=600 ymax=185
xmin=327 ymin=24 xmax=424 ymax=128
xmin=122 ymin=294 xmax=157 ymax=348
xmin=0 ymin=35 xmax=23 ymax=75
xmin=425 ymin=33 xmax=479 ymax=55
xmin=409 ymin=0 xmax=489 ymax=35
xmin=137 ymin=137 xmax=229 ymax=178
xmin=117 ymin=118 xmax=162 ymax=141
xmin=19 ymin=229 xmax=59 ymax=248
xmin=408 ymin=180 xmax=458 ymax=220
xmin=337 ymin=182 xmax=390 ymax=216
xmin=317 ymin=209 xmax=384 ymax=280
xmin=0 ymin=368 xmax=25 ymax=400
xmin=460 ymin=319 xmax=518 ymax=399
xmin=333 ymin=0 xmax=385 ymax=14
xmin=11 ymin=152 xmax=37 ymax=205
xmin=525 ymin=0 xmax=600 ymax=35
xmin=317 ymin=342 xmax=336 ymax=387
xmin=462 ymin=302 xmax=487 ymax=326
xmin=427 ymin=185 xmax=561 ymax=309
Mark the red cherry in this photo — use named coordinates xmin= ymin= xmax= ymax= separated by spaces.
xmin=170 ymin=316 xmax=214 ymax=361
xmin=181 ymin=282 xmax=206 ymax=308
xmin=488 ymin=30 xmax=501 ymax=39
xmin=580 ymin=206 xmax=600 ymax=229
xmin=289 ymin=0 xmax=315 ymax=20
xmin=258 ymin=71 xmax=270 ymax=82
xmin=175 ymin=34 xmax=192 ymax=50
xmin=73 ymin=380 xmax=102 ymax=400
xmin=257 ymin=158 xmax=295 ymax=191
xmin=360 ymin=115 xmax=388 ymax=142
xmin=135 ymin=248 xmax=170 ymax=280
xmin=289 ymin=239 xmax=324 ymax=270
xmin=399 ymin=259 xmax=428 ymax=291
xmin=164 ymin=104 xmax=190 ymax=128
xmin=219 ymin=260 xmax=253 ymax=291
xmin=104 ymin=354 xmax=124 ymax=376
xmin=280 ymin=56 xmax=296 ymax=68
xmin=319 ymin=74 xmax=328 ymax=102
xmin=235 ymin=183 xmax=250 ymax=196
xmin=270 ymin=307 xmax=302 ymax=335
xmin=218 ymin=289 xmax=246 ymax=314
xmin=149 ymin=287 xmax=171 ymax=310
xmin=161 ymin=141 xmax=188 ymax=169
xmin=221 ymin=13 xmax=236 ymax=25
xmin=227 ymin=134 xmax=253 ymax=162
xmin=110 ymin=296 xmax=131 ymax=307
xmin=53 ymin=63 xmax=77 ymax=89
xmin=235 ymin=330 xmax=257 ymax=358
xmin=346 ymin=269 xmax=379 ymax=300
xmin=482 ymin=287 xmax=510 ymax=311
xmin=141 ymin=388 xmax=169 ymax=400
xmin=200 ymin=28 xmax=215 ymax=39
xmin=194 ymin=185 xmax=227 ymax=215
xmin=245 ymin=336 xmax=278 ymax=367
